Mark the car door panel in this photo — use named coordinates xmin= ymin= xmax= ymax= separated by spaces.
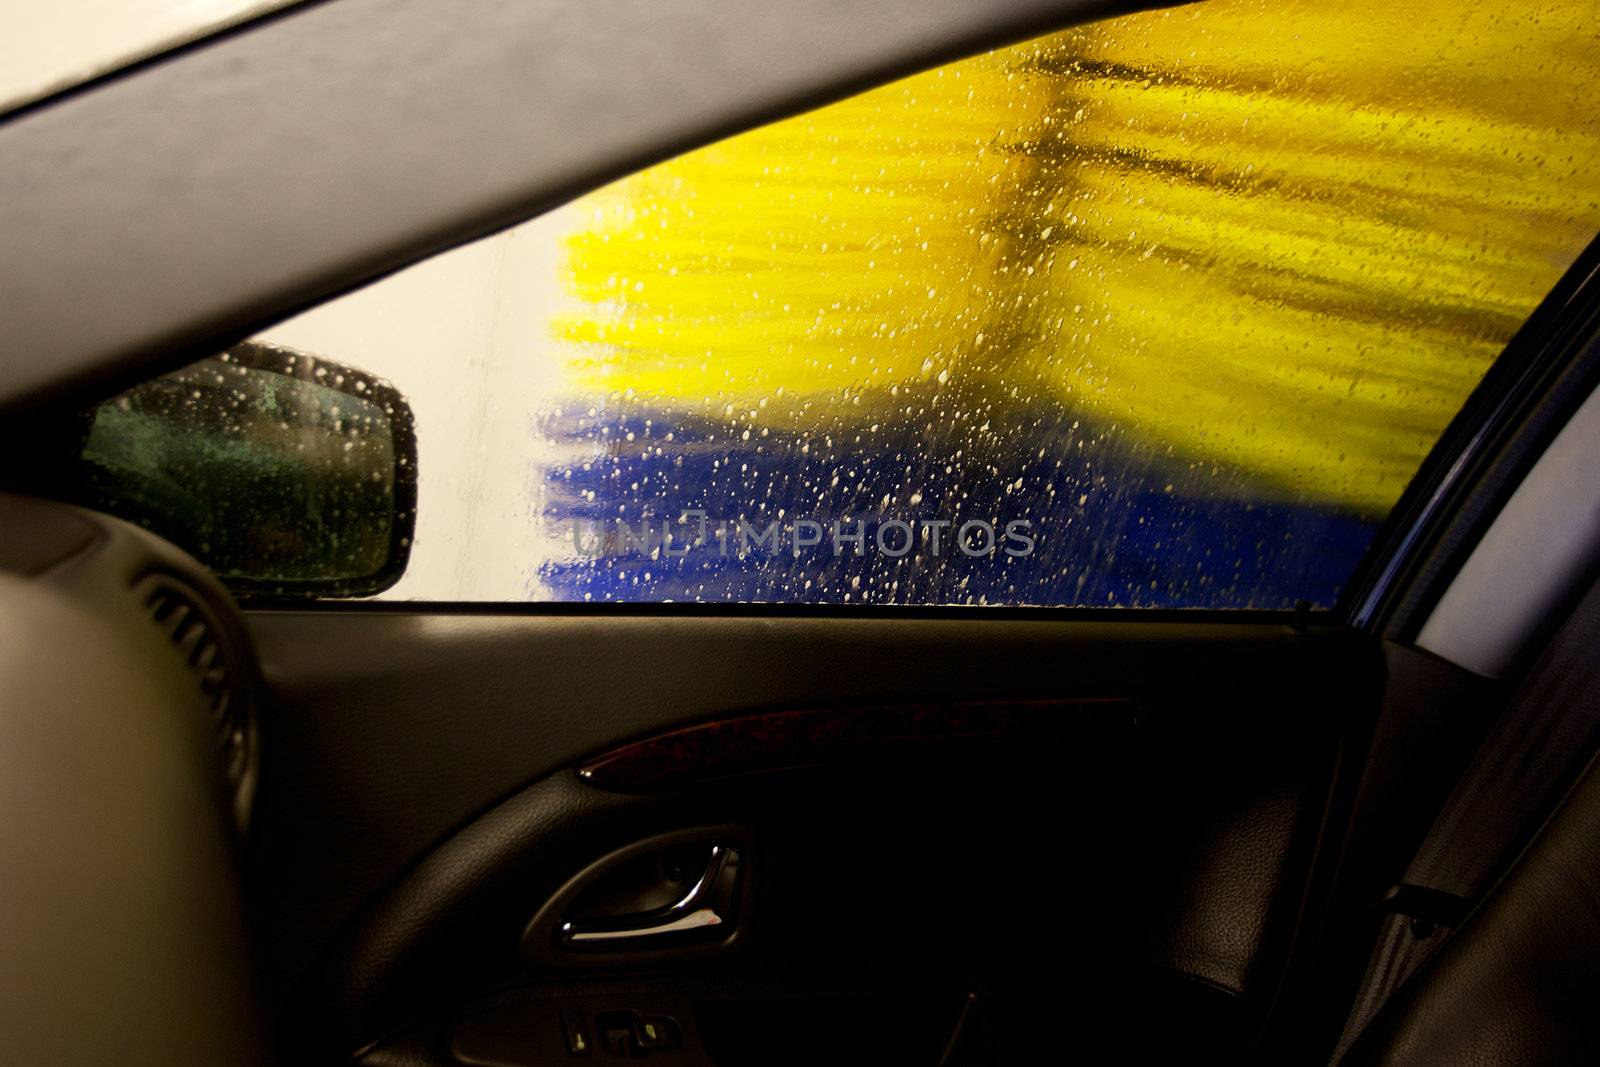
xmin=244 ymin=612 xmax=1380 ymax=1062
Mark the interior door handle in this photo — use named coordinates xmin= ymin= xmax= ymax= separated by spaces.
xmin=561 ymin=844 xmax=741 ymax=946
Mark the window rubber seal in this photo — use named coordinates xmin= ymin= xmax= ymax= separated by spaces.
xmin=1339 ymin=231 xmax=1600 ymax=637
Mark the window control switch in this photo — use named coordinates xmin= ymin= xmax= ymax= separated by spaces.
xmin=560 ymin=1011 xmax=593 ymax=1057
xmin=634 ymin=1014 xmax=682 ymax=1051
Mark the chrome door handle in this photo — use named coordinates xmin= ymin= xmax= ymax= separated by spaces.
xmin=560 ymin=844 xmax=741 ymax=946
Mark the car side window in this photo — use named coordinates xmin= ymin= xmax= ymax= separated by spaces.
xmin=85 ymin=0 xmax=1600 ymax=606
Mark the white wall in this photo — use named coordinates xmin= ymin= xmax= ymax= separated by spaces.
xmin=260 ymin=208 xmax=580 ymax=600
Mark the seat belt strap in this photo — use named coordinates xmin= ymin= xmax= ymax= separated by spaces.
xmin=1335 ymin=572 xmax=1600 ymax=1058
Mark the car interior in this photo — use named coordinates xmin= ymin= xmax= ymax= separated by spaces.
xmin=2 ymin=0 xmax=1599 ymax=1064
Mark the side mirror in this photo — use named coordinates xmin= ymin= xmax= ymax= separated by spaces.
xmin=77 ymin=341 xmax=416 ymax=598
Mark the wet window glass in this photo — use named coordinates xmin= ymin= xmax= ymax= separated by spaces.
xmin=97 ymin=0 xmax=1600 ymax=606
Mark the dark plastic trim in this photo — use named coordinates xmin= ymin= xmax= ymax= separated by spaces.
xmin=0 ymin=0 xmax=1188 ymax=419
xmin=242 ymin=598 xmax=1319 ymax=622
